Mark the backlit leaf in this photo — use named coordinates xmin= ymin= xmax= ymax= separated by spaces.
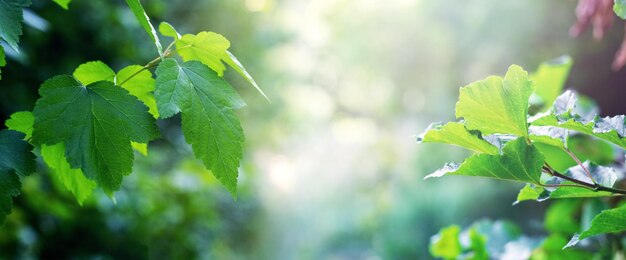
xmin=455 ymin=65 xmax=533 ymax=137
xmin=418 ymin=122 xmax=499 ymax=154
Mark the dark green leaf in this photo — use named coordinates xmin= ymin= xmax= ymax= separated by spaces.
xmin=155 ymin=58 xmax=245 ymax=196
xmin=0 ymin=130 xmax=35 ymax=223
xmin=0 ymin=0 xmax=31 ymax=52
xmin=32 ymin=75 xmax=159 ymax=194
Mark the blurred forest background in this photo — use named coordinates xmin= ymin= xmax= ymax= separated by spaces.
xmin=2 ymin=0 xmax=626 ymax=259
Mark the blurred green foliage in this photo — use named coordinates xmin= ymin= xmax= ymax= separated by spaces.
xmin=3 ymin=0 xmax=626 ymax=259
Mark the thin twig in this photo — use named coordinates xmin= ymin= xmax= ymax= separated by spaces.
xmin=542 ymin=164 xmax=626 ymax=195
xmin=564 ymin=148 xmax=597 ymax=185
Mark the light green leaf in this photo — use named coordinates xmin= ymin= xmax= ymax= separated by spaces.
xmin=456 ymin=65 xmax=533 ymax=137
xmin=124 ymin=0 xmax=163 ymax=56
xmin=514 ymin=184 xmax=545 ymax=204
xmin=41 ymin=143 xmax=96 ymax=205
xmin=175 ymin=31 xmax=230 ymax=76
xmin=0 ymin=0 xmax=31 ymax=52
xmin=52 ymin=0 xmax=71 ymax=9
xmin=32 ymin=75 xmax=159 ymax=194
xmin=116 ymin=65 xmax=159 ymax=118
xmin=567 ymin=203 xmax=626 ymax=247
xmin=224 ymin=50 xmax=270 ymax=101
xmin=155 ymin=58 xmax=245 ymax=196
xmin=615 ymin=0 xmax=626 ymax=19
xmin=426 ymin=137 xmax=544 ymax=184
xmin=429 ymin=225 xmax=462 ymax=259
xmin=73 ymin=60 xmax=115 ymax=85
xmin=468 ymin=228 xmax=488 ymax=260
xmin=131 ymin=142 xmax=148 ymax=156
xmin=158 ymin=21 xmax=180 ymax=40
xmin=531 ymin=56 xmax=572 ymax=110
xmin=417 ymin=122 xmax=498 ymax=154
xmin=6 ymin=111 xmax=34 ymax=139
xmin=0 ymin=130 xmax=35 ymax=223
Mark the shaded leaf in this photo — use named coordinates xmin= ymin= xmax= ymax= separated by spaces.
xmin=32 ymin=75 xmax=159 ymax=194
xmin=0 ymin=0 xmax=31 ymax=52
xmin=0 ymin=130 xmax=35 ymax=223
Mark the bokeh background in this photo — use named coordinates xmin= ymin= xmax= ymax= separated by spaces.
xmin=2 ymin=0 xmax=626 ymax=258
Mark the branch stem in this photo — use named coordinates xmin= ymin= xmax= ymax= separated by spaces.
xmin=542 ymin=165 xmax=626 ymax=195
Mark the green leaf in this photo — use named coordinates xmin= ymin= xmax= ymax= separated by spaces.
xmin=6 ymin=111 xmax=34 ymax=139
xmin=123 ymin=0 xmax=163 ymax=56
xmin=531 ymin=91 xmax=626 ymax=149
xmin=531 ymin=56 xmax=572 ymax=110
xmin=52 ymin=0 xmax=71 ymax=9
xmin=73 ymin=60 xmax=116 ymax=85
xmin=175 ymin=31 xmax=230 ymax=76
xmin=31 ymin=75 xmax=159 ymax=194
xmin=7 ymin=110 xmax=96 ymax=204
xmin=418 ymin=122 xmax=499 ymax=154
xmin=155 ymin=58 xmax=245 ymax=196
xmin=0 ymin=130 xmax=35 ymax=223
xmin=567 ymin=203 xmax=626 ymax=247
xmin=615 ymin=0 xmax=626 ymax=19
xmin=72 ymin=62 xmax=156 ymax=153
xmin=514 ymin=184 xmax=546 ymax=204
xmin=426 ymin=137 xmax=544 ymax=184
xmin=456 ymin=65 xmax=533 ymax=137
xmin=429 ymin=225 xmax=462 ymax=259
xmin=158 ymin=21 xmax=180 ymax=40
xmin=223 ymin=50 xmax=270 ymax=101
xmin=0 ymin=0 xmax=31 ymax=52
xmin=116 ymin=65 xmax=159 ymax=118
xmin=41 ymin=143 xmax=96 ymax=205
xmin=468 ymin=228 xmax=489 ymax=260
xmin=545 ymin=199 xmax=581 ymax=234
xmin=532 ymin=234 xmax=593 ymax=260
